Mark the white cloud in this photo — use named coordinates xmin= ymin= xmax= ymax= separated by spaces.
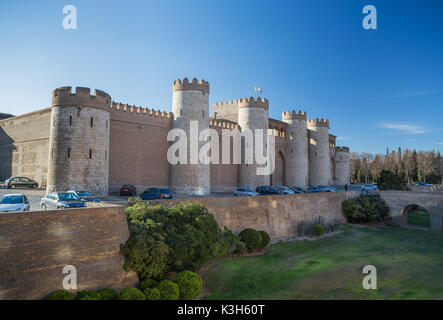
xmin=336 ymin=137 xmax=352 ymax=141
xmin=379 ymin=122 xmax=427 ymax=134
xmin=437 ymin=142 xmax=443 ymax=145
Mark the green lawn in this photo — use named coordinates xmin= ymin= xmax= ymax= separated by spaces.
xmin=407 ymin=209 xmax=431 ymax=228
xmin=201 ymin=225 xmax=443 ymax=300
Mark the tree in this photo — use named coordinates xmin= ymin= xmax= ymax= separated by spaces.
xmin=403 ymin=149 xmax=416 ymax=184
xmin=417 ymin=151 xmax=437 ymax=183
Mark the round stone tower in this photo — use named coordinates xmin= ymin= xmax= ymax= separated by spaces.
xmin=307 ymin=118 xmax=331 ymax=186
xmin=237 ymin=97 xmax=270 ymax=190
xmin=47 ymin=87 xmax=111 ymax=196
xmin=334 ymin=147 xmax=351 ymax=185
xmin=170 ymin=77 xmax=210 ymax=195
xmin=282 ymin=110 xmax=309 ymax=188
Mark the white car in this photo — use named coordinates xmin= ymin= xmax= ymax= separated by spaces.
xmin=361 ymin=184 xmax=378 ymax=192
xmin=0 ymin=194 xmax=31 ymax=213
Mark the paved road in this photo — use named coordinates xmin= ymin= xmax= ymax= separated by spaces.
xmin=0 ymin=187 xmax=46 ymax=211
xmin=0 ymin=184 xmax=364 ymax=212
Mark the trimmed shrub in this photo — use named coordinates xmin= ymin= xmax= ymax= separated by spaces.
xmin=157 ymin=280 xmax=180 ymax=300
xmin=143 ymin=287 xmax=161 ymax=300
xmin=118 ymin=287 xmax=146 ymax=300
xmin=258 ymin=230 xmax=270 ymax=249
xmin=44 ymin=290 xmax=75 ymax=300
xmin=239 ymin=228 xmax=262 ymax=252
xmin=173 ymin=270 xmax=203 ymax=300
xmin=313 ymin=224 xmax=324 ymax=236
xmin=77 ymin=290 xmax=101 ymax=300
xmin=98 ymin=288 xmax=118 ymax=300
xmin=343 ymin=195 xmax=391 ymax=223
xmin=139 ymin=279 xmax=158 ymax=291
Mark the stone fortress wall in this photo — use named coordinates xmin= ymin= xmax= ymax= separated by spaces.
xmin=0 ymin=77 xmax=351 ymax=195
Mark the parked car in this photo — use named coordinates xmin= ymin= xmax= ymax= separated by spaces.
xmin=256 ymin=186 xmax=281 ymax=195
xmin=5 ymin=176 xmax=38 ymax=189
xmin=417 ymin=182 xmax=432 ymax=187
xmin=307 ymin=185 xmax=325 ymax=193
xmin=120 ymin=185 xmax=137 ymax=196
xmin=0 ymin=194 xmax=31 ymax=213
xmin=361 ymin=184 xmax=378 ymax=192
xmin=233 ymin=187 xmax=260 ymax=197
xmin=316 ymin=185 xmax=337 ymax=192
xmin=288 ymin=186 xmax=307 ymax=194
xmin=275 ymin=186 xmax=295 ymax=194
xmin=139 ymin=188 xmax=173 ymax=200
xmin=40 ymin=192 xmax=86 ymax=210
xmin=67 ymin=190 xmax=101 ymax=203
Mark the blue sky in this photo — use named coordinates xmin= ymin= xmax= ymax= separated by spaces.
xmin=0 ymin=0 xmax=442 ymax=154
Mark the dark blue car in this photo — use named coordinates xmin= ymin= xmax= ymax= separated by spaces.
xmin=139 ymin=188 xmax=173 ymax=200
xmin=255 ymin=186 xmax=282 ymax=195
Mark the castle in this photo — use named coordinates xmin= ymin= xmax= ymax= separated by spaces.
xmin=0 ymin=78 xmax=350 ymax=196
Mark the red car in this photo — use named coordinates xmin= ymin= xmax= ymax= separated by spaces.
xmin=120 ymin=184 xmax=137 ymax=196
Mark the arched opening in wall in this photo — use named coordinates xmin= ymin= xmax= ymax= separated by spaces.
xmin=401 ymin=204 xmax=430 ymax=228
xmin=270 ymin=151 xmax=285 ymax=186
xmin=330 ymin=157 xmax=336 ymax=184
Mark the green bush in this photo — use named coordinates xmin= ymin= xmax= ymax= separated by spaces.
xmin=377 ymin=170 xmax=409 ymax=191
xmin=143 ymin=287 xmax=161 ymax=300
xmin=98 ymin=288 xmax=118 ymax=300
xmin=297 ymin=217 xmax=341 ymax=237
xmin=173 ymin=270 xmax=203 ymax=300
xmin=222 ymin=227 xmax=248 ymax=256
xmin=118 ymin=287 xmax=146 ymax=300
xmin=44 ymin=290 xmax=75 ymax=300
xmin=139 ymin=279 xmax=158 ymax=291
xmin=76 ymin=290 xmax=102 ymax=300
xmin=343 ymin=195 xmax=391 ymax=223
xmin=239 ymin=228 xmax=262 ymax=252
xmin=122 ymin=201 xmax=231 ymax=276
xmin=258 ymin=230 xmax=270 ymax=249
xmin=157 ymin=280 xmax=180 ymax=300
xmin=120 ymin=231 xmax=170 ymax=280
xmin=313 ymin=224 xmax=324 ymax=236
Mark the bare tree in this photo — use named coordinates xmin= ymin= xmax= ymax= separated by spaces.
xmin=417 ymin=151 xmax=437 ymax=183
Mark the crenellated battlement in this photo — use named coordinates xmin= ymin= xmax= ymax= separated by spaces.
xmin=52 ymin=86 xmax=111 ymax=110
xmin=209 ymin=118 xmax=240 ymax=129
xmin=307 ymin=118 xmax=329 ymax=128
xmin=111 ymin=102 xmax=173 ymax=119
xmin=173 ymin=77 xmax=210 ymax=94
xmin=213 ymin=100 xmax=238 ymax=107
xmin=335 ymin=146 xmax=350 ymax=153
xmin=282 ymin=110 xmax=307 ymax=121
xmin=238 ymin=97 xmax=269 ymax=109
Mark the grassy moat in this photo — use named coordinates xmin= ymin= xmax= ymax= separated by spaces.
xmin=201 ymin=225 xmax=443 ymax=300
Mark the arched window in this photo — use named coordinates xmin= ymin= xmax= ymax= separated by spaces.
xmin=90 ymin=117 xmax=94 ymax=127
xmin=89 ymin=149 xmax=92 ymax=159
xmin=69 ymin=115 xmax=72 ymax=126
xmin=290 ymin=132 xmax=294 ymax=140
xmin=67 ymin=148 xmax=71 ymax=159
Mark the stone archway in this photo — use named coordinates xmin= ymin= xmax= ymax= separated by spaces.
xmin=271 ymin=151 xmax=285 ymax=186
xmin=380 ymin=191 xmax=443 ymax=231
xmin=401 ymin=204 xmax=431 ymax=228
xmin=330 ymin=156 xmax=336 ymax=185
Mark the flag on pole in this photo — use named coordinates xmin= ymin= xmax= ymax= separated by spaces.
xmin=254 ymin=86 xmax=262 ymax=95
